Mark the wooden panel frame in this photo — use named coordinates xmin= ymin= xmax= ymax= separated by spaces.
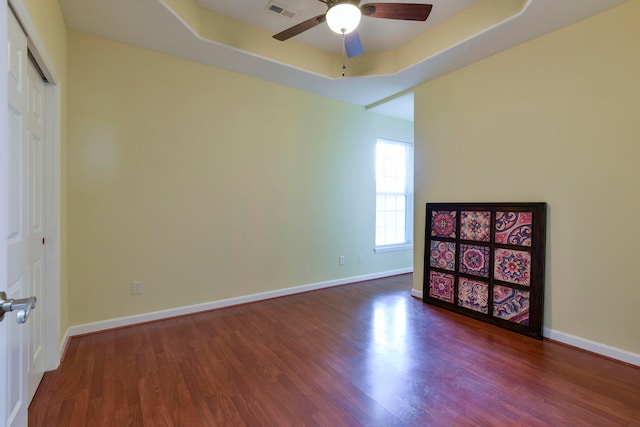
xmin=423 ymin=203 xmax=547 ymax=339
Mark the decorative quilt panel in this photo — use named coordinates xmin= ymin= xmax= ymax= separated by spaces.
xmin=459 ymin=244 xmax=490 ymax=277
xmin=429 ymin=271 xmax=455 ymax=303
xmin=494 ymin=248 xmax=531 ymax=286
xmin=458 ymin=278 xmax=489 ymax=314
xmin=431 ymin=211 xmax=457 ymax=238
xmin=493 ymin=285 xmax=530 ymax=325
xmin=460 ymin=211 xmax=490 ymax=242
xmin=429 ymin=241 xmax=456 ymax=271
xmin=495 ymin=211 xmax=533 ymax=246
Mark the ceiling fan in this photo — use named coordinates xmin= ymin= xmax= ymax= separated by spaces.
xmin=273 ymin=1 xmax=433 ymax=58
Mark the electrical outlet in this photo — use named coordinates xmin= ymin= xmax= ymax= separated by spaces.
xmin=358 ymin=255 xmax=364 ymax=263
xmin=339 ymin=255 xmax=345 ymax=265
xmin=132 ymin=281 xmax=143 ymax=295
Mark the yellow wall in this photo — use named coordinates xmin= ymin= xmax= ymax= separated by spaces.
xmin=414 ymin=1 xmax=640 ymax=353
xmin=18 ymin=0 xmax=69 ymax=341
xmin=67 ymin=32 xmax=413 ymax=326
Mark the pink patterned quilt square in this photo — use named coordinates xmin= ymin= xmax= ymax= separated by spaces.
xmin=495 ymin=211 xmax=533 ymax=246
xmin=458 ymin=278 xmax=488 ymax=314
xmin=459 ymin=244 xmax=490 ymax=277
xmin=429 ymin=271 xmax=455 ymax=303
xmin=431 ymin=211 xmax=457 ymax=238
xmin=494 ymin=248 xmax=531 ymax=286
xmin=460 ymin=211 xmax=490 ymax=242
xmin=493 ymin=285 xmax=530 ymax=325
xmin=429 ymin=241 xmax=456 ymax=271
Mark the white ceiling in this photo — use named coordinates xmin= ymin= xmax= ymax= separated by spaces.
xmin=59 ymin=0 xmax=627 ymax=121
xmin=195 ymin=0 xmax=477 ymax=54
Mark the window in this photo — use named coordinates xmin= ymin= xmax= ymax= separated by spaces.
xmin=375 ymin=138 xmax=413 ymax=252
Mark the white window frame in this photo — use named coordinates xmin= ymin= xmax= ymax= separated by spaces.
xmin=374 ymin=138 xmax=414 ymax=253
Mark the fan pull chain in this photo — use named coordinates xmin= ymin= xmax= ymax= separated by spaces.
xmin=341 ymin=30 xmax=347 ymax=77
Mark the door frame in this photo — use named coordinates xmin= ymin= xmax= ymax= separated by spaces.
xmin=1 ymin=0 xmax=10 ymax=420
xmin=8 ymin=0 xmax=62 ymax=371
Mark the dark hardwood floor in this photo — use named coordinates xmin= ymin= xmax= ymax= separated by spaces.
xmin=29 ymin=274 xmax=640 ymax=426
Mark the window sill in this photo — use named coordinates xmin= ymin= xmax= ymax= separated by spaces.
xmin=374 ymin=244 xmax=413 ymax=254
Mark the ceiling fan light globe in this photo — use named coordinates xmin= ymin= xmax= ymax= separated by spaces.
xmin=326 ymin=3 xmax=361 ymax=34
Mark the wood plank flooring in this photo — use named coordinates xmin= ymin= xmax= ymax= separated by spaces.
xmin=29 ymin=274 xmax=640 ymax=426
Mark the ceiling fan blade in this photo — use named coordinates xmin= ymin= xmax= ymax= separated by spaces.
xmin=273 ymin=14 xmax=326 ymax=41
xmin=361 ymin=3 xmax=433 ymax=21
xmin=345 ymin=31 xmax=363 ymax=58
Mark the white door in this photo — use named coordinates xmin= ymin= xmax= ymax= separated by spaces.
xmin=26 ymin=50 xmax=46 ymax=403
xmin=2 ymin=9 xmax=37 ymax=426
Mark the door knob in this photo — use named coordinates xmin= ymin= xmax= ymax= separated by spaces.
xmin=0 ymin=291 xmax=37 ymax=323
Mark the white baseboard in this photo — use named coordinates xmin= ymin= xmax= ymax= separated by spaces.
xmin=543 ymin=328 xmax=640 ymax=367
xmin=59 ymin=327 xmax=70 ymax=362
xmin=411 ymin=289 xmax=638 ymax=367
xmin=65 ymin=268 xmax=413 ymax=339
xmin=64 ymin=269 xmax=637 ymax=369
